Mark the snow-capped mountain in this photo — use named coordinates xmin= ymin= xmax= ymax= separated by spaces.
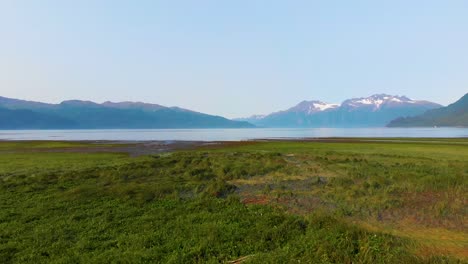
xmin=287 ymin=101 xmax=339 ymax=114
xmin=238 ymin=94 xmax=442 ymax=127
xmin=341 ymin=94 xmax=437 ymax=111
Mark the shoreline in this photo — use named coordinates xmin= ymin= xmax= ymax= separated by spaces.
xmin=1 ymin=137 xmax=467 ymax=157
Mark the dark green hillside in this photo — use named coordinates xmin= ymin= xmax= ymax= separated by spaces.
xmin=388 ymin=93 xmax=468 ymax=127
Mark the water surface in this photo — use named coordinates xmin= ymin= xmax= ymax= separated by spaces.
xmin=1 ymin=128 xmax=467 ymax=141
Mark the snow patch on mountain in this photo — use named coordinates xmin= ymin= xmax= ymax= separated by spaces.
xmin=288 ymin=100 xmax=339 ymax=114
xmin=344 ymin=94 xmax=423 ymax=110
xmin=234 ymin=94 xmax=442 ymax=124
xmin=312 ymin=102 xmax=339 ymax=112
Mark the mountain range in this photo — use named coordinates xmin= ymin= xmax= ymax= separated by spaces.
xmin=236 ymin=94 xmax=442 ymax=127
xmin=0 ymin=96 xmax=253 ymax=129
xmin=387 ymin=93 xmax=468 ymax=127
xmin=2 ymin=94 xmax=466 ymax=129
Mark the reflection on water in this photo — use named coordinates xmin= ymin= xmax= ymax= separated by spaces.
xmin=1 ymin=128 xmax=467 ymax=141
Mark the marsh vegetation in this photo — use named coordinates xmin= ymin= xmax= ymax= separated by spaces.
xmin=0 ymin=139 xmax=466 ymax=263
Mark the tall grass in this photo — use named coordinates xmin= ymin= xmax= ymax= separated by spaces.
xmin=0 ymin=140 xmax=466 ymax=262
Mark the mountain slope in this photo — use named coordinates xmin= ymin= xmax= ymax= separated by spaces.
xmin=0 ymin=96 xmax=253 ymax=129
xmin=387 ymin=93 xmax=468 ymax=127
xmin=239 ymin=94 xmax=441 ymax=128
xmin=0 ymin=107 xmax=76 ymax=129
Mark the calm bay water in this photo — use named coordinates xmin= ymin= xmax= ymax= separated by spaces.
xmin=0 ymin=128 xmax=467 ymax=141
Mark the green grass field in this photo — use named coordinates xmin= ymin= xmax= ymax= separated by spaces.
xmin=0 ymin=139 xmax=467 ymax=263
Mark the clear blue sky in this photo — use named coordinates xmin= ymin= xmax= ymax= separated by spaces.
xmin=1 ymin=1 xmax=467 ymax=118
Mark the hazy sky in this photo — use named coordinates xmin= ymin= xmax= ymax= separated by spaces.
xmin=1 ymin=1 xmax=467 ymax=118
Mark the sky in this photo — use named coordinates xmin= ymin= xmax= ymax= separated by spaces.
xmin=0 ymin=1 xmax=467 ymax=118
